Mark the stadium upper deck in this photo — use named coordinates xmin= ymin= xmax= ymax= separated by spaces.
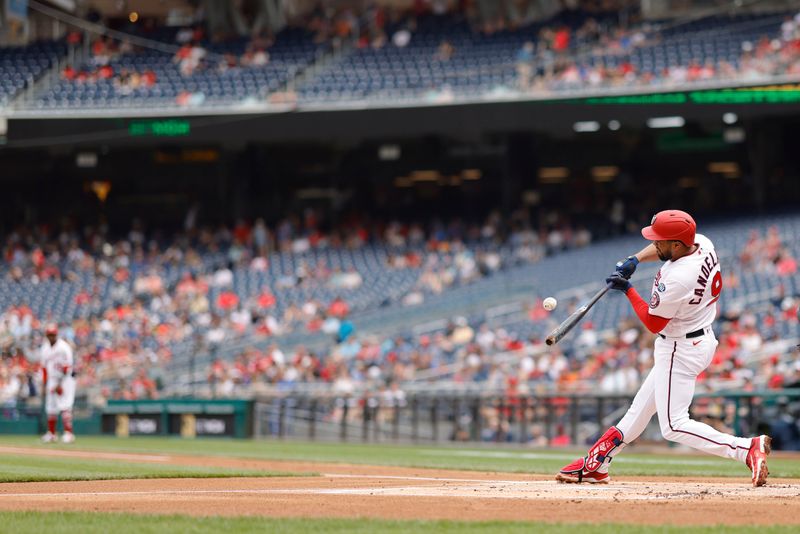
xmin=0 ymin=4 xmax=798 ymax=114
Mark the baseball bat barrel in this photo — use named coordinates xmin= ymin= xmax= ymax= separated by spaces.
xmin=545 ymin=285 xmax=610 ymax=346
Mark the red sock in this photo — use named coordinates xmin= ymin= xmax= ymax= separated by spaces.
xmin=62 ymin=411 xmax=73 ymax=433
xmin=47 ymin=416 xmax=56 ymax=434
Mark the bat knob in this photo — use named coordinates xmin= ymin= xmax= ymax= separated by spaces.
xmin=545 ymin=336 xmax=555 ymax=346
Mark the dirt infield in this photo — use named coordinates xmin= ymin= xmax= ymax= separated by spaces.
xmin=1 ymin=446 xmax=799 ymax=526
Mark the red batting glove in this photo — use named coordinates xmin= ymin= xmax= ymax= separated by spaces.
xmin=54 ymin=385 xmax=64 ymax=396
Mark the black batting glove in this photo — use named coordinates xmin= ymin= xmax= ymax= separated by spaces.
xmin=606 ymin=272 xmax=632 ymax=292
xmin=615 ymin=255 xmax=639 ymax=280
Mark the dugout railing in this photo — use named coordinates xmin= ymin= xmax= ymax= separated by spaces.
xmin=252 ymin=389 xmax=800 ymax=450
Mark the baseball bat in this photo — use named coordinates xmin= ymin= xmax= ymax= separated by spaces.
xmin=545 ymin=285 xmax=610 ymax=346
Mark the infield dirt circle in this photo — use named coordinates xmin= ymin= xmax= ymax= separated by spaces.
xmin=1 ymin=446 xmax=799 ymax=526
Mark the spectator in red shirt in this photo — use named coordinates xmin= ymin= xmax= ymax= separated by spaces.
xmin=328 ymin=297 xmax=350 ymax=318
xmin=217 ymin=291 xmax=240 ymax=310
xmin=776 ymin=250 xmax=797 ymax=276
xmin=66 ymin=31 xmax=82 ymax=46
xmin=553 ymin=27 xmax=570 ymax=52
xmin=141 ymin=70 xmax=157 ymax=86
xmin=233 ymin=219 xmax=251 ymax=243
xmin=257 ymin=291 xmax=276 ymax=309
xmin=98 ymin=65 xmax=114 ymax=79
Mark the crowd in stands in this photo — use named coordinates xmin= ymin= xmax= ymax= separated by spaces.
xmin=0 ymin=208 xmax=591 ymax=407
xmin=520 ymin=17 xmax=800 ymax=92
xmin=62 ymin=32 xmax=154 ymax=85
xmin=205 ymin=278 xmax=800 ymax=398
xmin=293 ymin=2 xmax=800 ymax=100
xmin=60 ymin=26 xmax=273 ymax=83
xmin=199 ymin=224 xmax=800 ymax=406
xmin=739 ymin=226 xmax=799 ymax=277
xmin=3 ymin=0 xmax=799 ymax=110
xmin=1 ymin=216 xmax=798 ymax=446
xmin=201 ymin=262 xmax=800 ymax=445
xmin=202 ymin=223 xmax=800 ymax=449
xmin=40 ymin=0 xmax=800 ymax=109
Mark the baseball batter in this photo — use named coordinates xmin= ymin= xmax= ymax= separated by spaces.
xmin=556 ymin=209 xmax=771 ymax=487
xmin=40 ymin=323 xmax=76 ymax=444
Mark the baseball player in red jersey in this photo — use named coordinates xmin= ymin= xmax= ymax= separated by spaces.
xmin=40 ymin=323 xmax=76 ymax=443
xmin=556 ymin=210 xmax=771 ymax=487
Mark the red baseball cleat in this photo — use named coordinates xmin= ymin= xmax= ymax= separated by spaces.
xmin=746 ymin=435 xmax=771 ymax=487
xmin=555 ymin=457 xmax=611 ymax=484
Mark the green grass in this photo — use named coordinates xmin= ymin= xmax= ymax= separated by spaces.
xmin=0 ymin=512 xmax=794 ymax=534
xmin=1 ymin=435 xmax=798 ymax=479
xmin=0 ymin=451 xmax=307 ymax=483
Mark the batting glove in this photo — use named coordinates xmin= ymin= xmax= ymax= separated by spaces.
xmin=606 ymin=272 xmax=632 ymax=292
xmin=54 ymin=385 xmax=63 ymax=396
xmin=615 ymin=255 xmax=639 ymax=280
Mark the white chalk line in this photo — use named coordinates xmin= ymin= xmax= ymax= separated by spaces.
xmin=323 ymin=474 xmax=532 ymax=483
xmin=0 ymin=446 xmax=170 ymax=463
xmin=1 ymin=478 xmax=796 ymax=501
xmin=302 ymin=487 xmax=658 ymax=500
xmin=308 ymin=492 xmax=765 ymax=501
xmin=0 ymin=477 xmax=542 ymax=498
xmin=0 ymin=489 xmax=296 ymax=498
xmin=0 ymin=486 xmax=787 ymax=502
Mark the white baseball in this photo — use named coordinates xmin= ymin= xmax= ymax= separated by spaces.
xmin=543 ymin=297 xmax=557 ymax=311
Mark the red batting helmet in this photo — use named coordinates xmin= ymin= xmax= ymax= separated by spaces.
xmin=641 ymin=210 xmax=696 ymax=246
xmin=45 ymin=323 xmax=58 ymax=336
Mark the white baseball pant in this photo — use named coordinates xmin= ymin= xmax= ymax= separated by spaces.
xmin=614 ymin=328 xmax=751 ymax=463
xmin=45 ymin=376 xmax=76 ymax=416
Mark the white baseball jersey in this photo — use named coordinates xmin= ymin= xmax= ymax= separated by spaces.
xmin=603 ymin=231 xmax=751 ymax=470
xmin=647 ymin=233 xmax=722 ymax=337
xmin=41 ymin=338 xmax=74 ymax=386
xmin=41 ymin=338 xmax=76 ymax=415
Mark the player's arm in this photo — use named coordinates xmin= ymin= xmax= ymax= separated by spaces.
xmin=633 ymin=243 xmax=659 ymax=263
xmin=605 ymin=273 xmax=671 ymax=334
xmin=615 ymin=244 xmax=658 ymax=280
xmin=624 ymin=287 xmax=670 ymax=333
